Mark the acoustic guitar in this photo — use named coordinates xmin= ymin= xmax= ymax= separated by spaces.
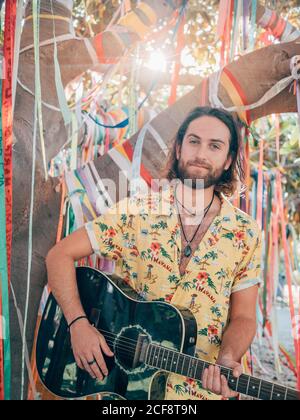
xmin=36 ymin=267 xmax=299 ymax=400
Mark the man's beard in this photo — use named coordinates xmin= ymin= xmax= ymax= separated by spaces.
xmin=176 ymin=158 xmax=227 ymax=190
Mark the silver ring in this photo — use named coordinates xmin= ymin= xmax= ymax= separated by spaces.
xmin=87 ymin=359 xmax=96 ymax=366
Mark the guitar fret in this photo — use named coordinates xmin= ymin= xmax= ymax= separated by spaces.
xmin=160 ymin=348 xmax=165 ymax=369
xmin=152 ymin=345 xmax=156 ymax=366
xmin=180 ymin=355 xmax=185 ymax=375
xmin=228 ymin=370 xmax=237 ymax=390
xmin=154 ymin=345 xmax=159 ymax=366
xmin=169 ymin=350 xmax=174 ymax=372
xmin=235 ymin=375 xmax=239 ymax=392
xmin=183 ymin=355 xmax=190 ymax=377
xmin=144 ymin=345 xmax=297 ymax=401
xmin=165 ymin=349 xmax=171 ymax=371
xmin=258 ymin=379 xmax=262 ymax=399
xmin=170 ymin=351 xmax=175 ymax=372
xmin=190 ymin=358 xmax=197 ymax=378
xmin=187 ymin=357 xmax=192 ymax=378
xmin=157 ymin=347 xmax=162 ymax=368
xmin=259 ymin=380 xmax=273 ymax=400
xmin=147 ymin=345 xmax=153 ymax=366
xmin=272 ymin=384 xmax=287 ymax=400
xmin=284 ymin=387 xmax=288 ymax=401
xmin=150 ymin=345 xmax=155 ymax=366
xmin=270 ymin=383 xmax=275 ymax=400
xmin=248 ymin=377 xmax=260 ymax=399
xmin=246 ymin=376 xmax=251 ymax=395
xmin=164 ymin=349 xmax=169 ymax=369
xmin=195 ymin=359 xmax=203 ymax=380
xmin=175 ymin=352 xmax=180 ymax=373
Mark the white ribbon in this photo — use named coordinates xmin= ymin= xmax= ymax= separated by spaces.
xmin=290 ymin=56 xmax=300 ymax=81
xmin=258 ymin=8 xmax=272 ymax=29
xmin=209 ymin=56 xmax=300 ymax=114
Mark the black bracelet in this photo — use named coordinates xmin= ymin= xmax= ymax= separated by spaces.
xmin=68 ymin=315 xmax=88 ymax=330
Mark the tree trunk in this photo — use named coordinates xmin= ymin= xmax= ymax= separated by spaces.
xmin=11 ymin=0 xmax=299 ymax=399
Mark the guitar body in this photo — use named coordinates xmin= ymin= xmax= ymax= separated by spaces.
xmin=36 ymin=267 xmax=198 ymax=400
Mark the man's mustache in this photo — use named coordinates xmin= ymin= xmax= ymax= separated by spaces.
xmin=187 ymin=160 xmax=212 ymax=170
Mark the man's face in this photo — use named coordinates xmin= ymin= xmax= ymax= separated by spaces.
xmin=176 ymin=116 xmax=233 ymax=190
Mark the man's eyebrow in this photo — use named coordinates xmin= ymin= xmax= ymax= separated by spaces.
xmin=187 ymin=134 xmax=226 ymax=144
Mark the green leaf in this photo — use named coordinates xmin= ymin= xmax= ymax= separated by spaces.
xmin=198 ymin=328 xmax=208 ymax=337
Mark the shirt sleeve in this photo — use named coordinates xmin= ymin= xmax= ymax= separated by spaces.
xmin=232 ymin=228 xmax=263 ymax=294
xmin=84 ymin=197 xmax=132 ymax=261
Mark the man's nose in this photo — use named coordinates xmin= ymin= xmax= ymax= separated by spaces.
xmin=195 ymin=145 xmax=211 ymax=163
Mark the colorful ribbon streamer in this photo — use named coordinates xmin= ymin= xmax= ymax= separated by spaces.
xmin=0 ymin=0 xmax=17 ymax=400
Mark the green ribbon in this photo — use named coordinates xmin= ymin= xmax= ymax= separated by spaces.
xmin=289 ymin=224 xmax=300 ymax=272
xmin=249 ymin=0 xmax=257 ymax=50
xmin=0 ymin=81 xmax=12 ymax=400
xmin=230 ymin=0 xmax=240 ymax=60
xmin=33 ymin=0 xmax=48 ymax=180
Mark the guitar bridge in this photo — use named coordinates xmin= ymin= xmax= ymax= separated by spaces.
xmin=132 ymin=333 xmax=149 ymax=368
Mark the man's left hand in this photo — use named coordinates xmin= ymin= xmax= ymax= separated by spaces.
xmin=201 ymin=356 xmax=243 ymax=398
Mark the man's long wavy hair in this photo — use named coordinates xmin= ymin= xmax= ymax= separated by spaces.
xmin=161 ymin=107 xmax=245 ymax=197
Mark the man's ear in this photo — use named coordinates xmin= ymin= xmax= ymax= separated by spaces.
xmin=225 ymin=154 xmax=233 ymax=171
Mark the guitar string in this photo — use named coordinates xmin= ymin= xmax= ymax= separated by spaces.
xmin=88 ymin=329 xmax=290 ymax=397
xmin=88 ymin=338 xmax=291 ymax=399
xmin=98 ymin=327 xmax=287 ymax=393
xmin=98 ymin=329 xmax=292 ymax=396
xmin=74 ymin=337 xmax=291 ymax=398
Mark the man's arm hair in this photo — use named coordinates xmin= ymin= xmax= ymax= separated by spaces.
xmin=45 ymin=227 xmax=94 ymax=324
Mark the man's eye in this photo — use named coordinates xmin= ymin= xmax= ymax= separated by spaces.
xmin=211 ymin=144 xmax=220 ymax=150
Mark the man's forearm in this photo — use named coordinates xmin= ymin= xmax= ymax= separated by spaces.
xmin=46 ymin=250 xmax=86 ymax=325
xmin=218 ymin=317 xmax=257 ymax=362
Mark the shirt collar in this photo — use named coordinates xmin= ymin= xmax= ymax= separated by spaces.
xmin=154 ymin=184 xmax=237 ymax=232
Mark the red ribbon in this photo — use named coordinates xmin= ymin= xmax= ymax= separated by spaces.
xmin=122 ymin=141 xmax=153 ymax=188
xmin=1 ymin=0 xmax=17 ymax=400
xmin=2 ymin=0 xmax=16 ymax=283
xmin=94 ymin=33 xmax=119 ymax=64
xmin=272 ymin=17 xmax=287 ymax=39
xmin=276 ymin=171 xmax=300 ymax=389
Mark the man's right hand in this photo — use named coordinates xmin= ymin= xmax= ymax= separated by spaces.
xmin=70 ymin=319 xmax=114 ymax=381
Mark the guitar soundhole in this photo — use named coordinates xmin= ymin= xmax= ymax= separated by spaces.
xmin=114 ymin=326 xmax=149 ymax=372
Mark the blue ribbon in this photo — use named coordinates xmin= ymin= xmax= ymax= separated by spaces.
xmin=84 ymin=3 xmax=188 ymax=131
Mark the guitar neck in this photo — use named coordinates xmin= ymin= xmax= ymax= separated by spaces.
xmin=145 ymin=344 xmax=299 ymax=400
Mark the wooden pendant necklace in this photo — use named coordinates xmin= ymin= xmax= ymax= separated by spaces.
xmin=176 ymin=190 xmax=215 ymax=258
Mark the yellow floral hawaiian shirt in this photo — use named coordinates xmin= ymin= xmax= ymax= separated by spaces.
xmin=85 ymin=185 xmax=262 ymax=400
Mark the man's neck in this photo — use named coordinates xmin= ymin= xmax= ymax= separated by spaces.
xmin=175 ymin=182 xmax=216 ymax=215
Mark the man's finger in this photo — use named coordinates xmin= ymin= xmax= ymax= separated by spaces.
xmin=93 ymin=346 xmax=109 ymax=377
xmin=233 ymin=365 xmax=243 ymax=378
xmin=202 ymin=368 xmax=209 ymax=389
xmin=89 ymin=357 xmax=105 ymax=381
xmin=207 ymin=365 xmax=214 ymax=391
xmin=75 ymin=355 xmax=84 ymax=370
xmin=221 ymin=375 xmax=239 ymax=398
xmin=81 ymin=357 xmax=97 ymax=379
xmin=99 ymin=335 xmax=114 ymax=357
xmin=212 ymin=366 xmax=221 ymax=394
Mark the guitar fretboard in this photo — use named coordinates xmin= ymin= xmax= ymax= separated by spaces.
xmin=145 ymin=344 xmax=299 ymax=400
